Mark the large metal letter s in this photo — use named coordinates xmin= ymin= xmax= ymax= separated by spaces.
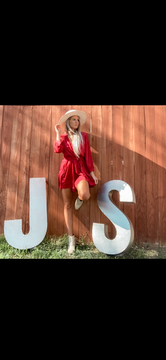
xmin=4 ymin=178 xmax=47 ymax=250
xmin=92 ymin=180 xmax=136 ymax=255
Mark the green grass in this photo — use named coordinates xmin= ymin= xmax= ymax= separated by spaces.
xmin=0 ymin=233 xmax=108 ymax=259
xmin=0 ymin=233 xmax=165 ymax=259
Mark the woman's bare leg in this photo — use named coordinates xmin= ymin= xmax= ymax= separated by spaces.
xmin=76 ymin=180 xmax=91 ymax=201
xmin=62 ymin=188 xmax=74 ymax=236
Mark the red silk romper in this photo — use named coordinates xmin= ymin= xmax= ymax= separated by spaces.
xmin=54 ymin=132 xmax=96 ymax=192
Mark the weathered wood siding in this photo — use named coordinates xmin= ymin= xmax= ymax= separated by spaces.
xmin=0 ymin=105 xmax=166 ymax=245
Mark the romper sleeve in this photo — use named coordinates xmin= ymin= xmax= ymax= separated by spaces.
xmin=84 ymin=133 xmax=95 ymax=173
xmin=54 ymin=135 xmax=64 ymax=153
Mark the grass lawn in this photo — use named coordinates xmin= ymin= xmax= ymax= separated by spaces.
xmin=1 ymin=233 xmax=166 ymax=259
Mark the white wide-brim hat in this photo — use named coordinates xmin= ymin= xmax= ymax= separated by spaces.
xmin=58 ymin=109 xmax=87 ymax=126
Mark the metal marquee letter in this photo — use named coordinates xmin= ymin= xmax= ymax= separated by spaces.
xmin=92 ymin=180 xmax=136 ymax=256
xmin=4 ymin=178 xmax=47 ymax=250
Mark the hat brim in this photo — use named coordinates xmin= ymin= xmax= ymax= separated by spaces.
xmin=58 ymin=110 xmax=87 ymax=126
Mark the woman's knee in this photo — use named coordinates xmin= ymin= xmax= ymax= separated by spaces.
xmin=64 ymin=200 xmax=73 ymax=210
xmin=62 ymin=189 xmax=73 ymax=210
xmin=79 ymin=191 xmax=90 ymax=201
xmin=76 ymin=180 xmax=91 ymax=201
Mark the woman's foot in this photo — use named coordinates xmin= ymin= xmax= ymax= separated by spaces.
xmin=75 ymin=197 xmax=83 ymax=210
xmin=68 ymin=235 xmax=76 ymax=254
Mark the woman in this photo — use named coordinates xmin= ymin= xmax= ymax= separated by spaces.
xmin=54 ymin=109 xmax=98 ymax=254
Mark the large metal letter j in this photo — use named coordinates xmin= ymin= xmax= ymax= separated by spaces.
xmin=4 ymin=178 xmax=47 ymax=250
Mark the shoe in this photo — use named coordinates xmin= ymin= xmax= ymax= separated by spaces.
xmin=75 ymin=197 xmax=83 ymax=211
xmin=68 ymin=235 xmax=75 ymax=254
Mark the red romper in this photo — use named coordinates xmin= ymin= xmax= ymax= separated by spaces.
xmin=54 ymin=132 xmax=96 ymax=192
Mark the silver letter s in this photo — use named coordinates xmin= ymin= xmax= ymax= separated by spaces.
xmin=92 ymin=180 xmax=136 ymax=255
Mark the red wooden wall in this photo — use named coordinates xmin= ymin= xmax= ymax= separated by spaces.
xmin=0 ymin=105 xmax=166 ymax=245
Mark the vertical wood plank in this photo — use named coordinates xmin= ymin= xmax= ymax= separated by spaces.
xmin=5 ymin=106 xmax=23 ymax=221
xmin=30 ymin=106 xmax=41 ymax=178
xmin=30 ymin=106 xmax=51 ymax=175
xmin=101 ymin=105 xmax=113 ymax=184
xmin=112 ymin=105 xmax=124 ymax=216
xmin=155 ymin=105 xmax=166 ymax=245
xmin=16 ymin=106 xmax=33 ymax=234
xmin=112 ymin=106 xmax=124 ymax=181
xmin=0 ymin=105 xmax=3 ymax=140
xmin=0 ymin=105 xmax=4 ymax=187
xmin=0 ymin=105 xmax=4 ymax=234
xmin=48 ymin=105 xmax=62 ymax=236
xmin=89 ymin=105 xmax=102 ymax=238
xmin=123 ymin=105 xmax=135 ymax=235
xmin=145 ymin=105 xmax=159 ymax=244
xmin=81 ymin=105 xmax=91 ymax=134
xmin=29 ymin=105 xmax=51 ymax=232
xmin=38 ymin=105 xmax=52 ymax=180
xmin=0 ymin=106 xmax=13 ymax=233
xmin=100 ymin=105 xmax=114 ymax=239
xmin=134 ymin=105 xmax=147 ymax=244
xmin=29 ymin=106 xmax=41 ymax=178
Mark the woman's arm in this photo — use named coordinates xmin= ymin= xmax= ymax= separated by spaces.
xmin=54 ymin=124 xmax=64 ymax=153
xmin=55 ymin=124 xmax=61 ymax=141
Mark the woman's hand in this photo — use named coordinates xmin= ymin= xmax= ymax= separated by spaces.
xmin=93 ymin=175 xmax=99 ymax=185
xmin=55 ymin=124 xmax=61 ymax=134
xmin=90 ymin=172 xmax=98 ymax=185
xmin=55 ymin=124 xmax=61 ymax=141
